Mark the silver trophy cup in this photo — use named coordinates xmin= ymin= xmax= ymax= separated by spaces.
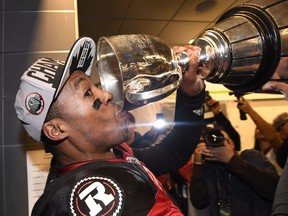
xmin=97 ymin=34 xmax=189 ymax=110
xmin=97 ymin=0 xmax=288 ymax=110
xmin=193 ymin=0 xmax=288 ymax=92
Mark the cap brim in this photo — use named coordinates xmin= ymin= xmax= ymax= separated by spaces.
xmin=54 ymin=37 xmax=96 ymax=98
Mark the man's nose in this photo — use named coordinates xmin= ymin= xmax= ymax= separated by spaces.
xmin=92 ymin=89 xmax=113 ymax=111
xmin=101 ymin=91 xmax=113 ymax=105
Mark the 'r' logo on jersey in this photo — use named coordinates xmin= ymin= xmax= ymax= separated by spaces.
xmin=70 ymin=176 xmax=124 ymax=216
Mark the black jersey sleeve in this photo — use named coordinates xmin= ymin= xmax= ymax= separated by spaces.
xmin=133 ymin=89 xmax=205 ymax=176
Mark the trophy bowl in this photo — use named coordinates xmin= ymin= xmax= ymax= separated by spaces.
xmin=97 ymin=34 xmax=188 ymax=110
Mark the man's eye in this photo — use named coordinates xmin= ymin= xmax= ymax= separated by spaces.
xmin=84 ymin=89 xmax=92 ymax=97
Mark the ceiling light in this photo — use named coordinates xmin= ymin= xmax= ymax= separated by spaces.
xmin=196 ymin=0 xmax=217 ymax=12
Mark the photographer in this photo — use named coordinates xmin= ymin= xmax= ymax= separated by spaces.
xmin=189 ymin=128 xmax=279 ymax=216
xmin=237 ymin=96 xmax=284 ymax=170
xmin=205 ymin=92 xmax=241 ymax=151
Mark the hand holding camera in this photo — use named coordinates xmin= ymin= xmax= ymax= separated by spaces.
xmin=204 ymin=141 xmax=235 ymax=164
xmin=194 ymin=129 xmax=235 ymax=164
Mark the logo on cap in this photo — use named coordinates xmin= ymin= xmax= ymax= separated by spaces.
xmin=70 ymin=39 xmax=94 ymax=74
xmin=70 ymin=176 xmax=124 ymax=216
xmin=25 ymin=92 xmax=44 ymax=115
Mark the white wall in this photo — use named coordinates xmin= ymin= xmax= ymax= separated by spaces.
xmin=220 ymin=98 xmax=288 ymax=150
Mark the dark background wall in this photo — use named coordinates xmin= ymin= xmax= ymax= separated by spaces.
xmin=0 ymin=0 xmax=78 ymax=215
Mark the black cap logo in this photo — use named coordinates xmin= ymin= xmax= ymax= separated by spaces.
xmin=25 ymin=92 xmax=44 ymax=115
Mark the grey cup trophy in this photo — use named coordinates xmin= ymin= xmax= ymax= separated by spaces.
xmin=97 ymin=0 xmax=288 ymax=110
xmin=193 ymin=0 xmax=288 ymax=92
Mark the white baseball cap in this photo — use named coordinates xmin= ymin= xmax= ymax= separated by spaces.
xmin=14 ymin=37 xmax=96 ymax=142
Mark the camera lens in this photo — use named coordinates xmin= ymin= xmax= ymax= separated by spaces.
xmin=205 ymin=129 xmax=225 ymax=147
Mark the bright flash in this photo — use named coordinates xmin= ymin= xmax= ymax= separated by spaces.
xmin=153 ymin=119 xmax=166 ymax=129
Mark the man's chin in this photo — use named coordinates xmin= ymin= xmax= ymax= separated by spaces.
xmin=123 ymin=127 xmax=130 ymax=142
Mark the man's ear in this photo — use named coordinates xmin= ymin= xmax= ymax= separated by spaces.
xmin=42 ymin=119 xmax=68 ymax=141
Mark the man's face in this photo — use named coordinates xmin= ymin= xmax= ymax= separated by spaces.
xmin=56 ymin=71 xmax=129 ymax=150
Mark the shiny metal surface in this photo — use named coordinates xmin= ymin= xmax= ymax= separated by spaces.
xmin=97 ymin=34 xmax=187 ymax=109
xmin=193 ymin=0 xmax=288 ymax=92
xmin=96 ymin=0 xmax=288 ymax=110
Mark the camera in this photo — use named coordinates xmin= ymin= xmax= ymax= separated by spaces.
xmin=204 ymin=128 xmax=225 ymax=148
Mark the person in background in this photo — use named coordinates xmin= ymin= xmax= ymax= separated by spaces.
xmin=205 ymin=93 xmax=241 ymax=151
xmin=14 ymin=37 xmax=205 ymax=215
xmin=164 ymin=95 xmax=243 ymax=215
xmin=257 ymin=57 xmax=288 ymax=215
xmin=257 ymin=58 xmax=288 ymax=215
xmin=254 ymin=127 xmax=273 ymax=155
xmin=253 ymin=126 xmax=284 ymax=175
xmin=178 ymin=95 xmax=242 ymax=215
xmin=237 ymin=97 xmax=283 ymax=174
xmin=189 ymin=128 xmax=279 ymax=216
xmin=272 ymin=112 xmax=288 ymax=168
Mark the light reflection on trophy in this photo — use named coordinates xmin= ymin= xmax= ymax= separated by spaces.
xmin=97 ymin=0 xmax=288 ymax=110
xmin=97 ymin=34 xmax=188 ymax=110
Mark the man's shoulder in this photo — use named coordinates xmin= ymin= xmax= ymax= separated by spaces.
xmin=240 ymin=149 xmax=277 ymax=171
xmin=240 ymin=149 xmax=268 ymax=162
xmin=32 ymin=160 xmax=156 ymax=215
xmin=241 ymin=149 xmax=261 ymax=156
